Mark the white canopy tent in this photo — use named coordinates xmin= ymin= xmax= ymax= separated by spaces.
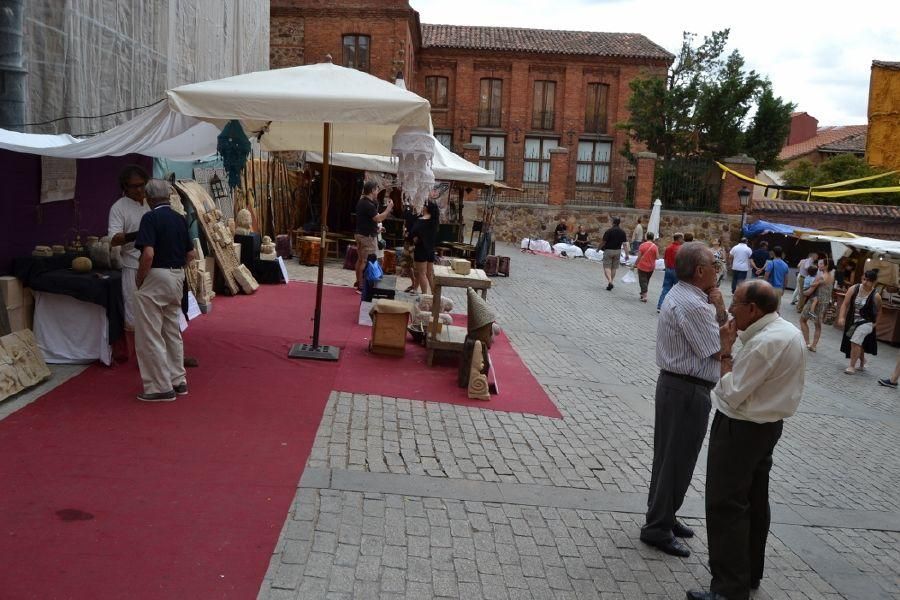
xmin=304 ymin=139 xmax=494 ymax=185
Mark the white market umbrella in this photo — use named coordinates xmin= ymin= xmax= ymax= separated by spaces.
xmin=167 ymin=62 xmax=435 ymax=359
xmin=647 ymin=198 xmax=662 ymax=238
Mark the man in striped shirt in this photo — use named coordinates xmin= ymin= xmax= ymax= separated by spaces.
xmin=640 ymin=242 xmax=728 ymax=557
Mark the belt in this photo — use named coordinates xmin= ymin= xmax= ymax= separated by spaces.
xmin=660 ymin=370 xmax=715 ymax=389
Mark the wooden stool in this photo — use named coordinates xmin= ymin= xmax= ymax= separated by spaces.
xmin=298 ymin=236 xmax=321 ymax=266
xmin=322 ymin=238 xmax=339 ymax=260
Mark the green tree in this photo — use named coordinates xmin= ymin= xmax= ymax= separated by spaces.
xmin=782 ymin=154 xmax=899 ymax=205
xmin=620 ymin=29 xmax=794 ymax=171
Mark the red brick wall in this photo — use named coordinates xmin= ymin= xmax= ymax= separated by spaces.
xmin=271 ymin=1 xmax=671 ymax=204
xmin=415 ymin=48 xmax=668 ymax=199
xmin=270 ymin=1 xmax=419 ymax=80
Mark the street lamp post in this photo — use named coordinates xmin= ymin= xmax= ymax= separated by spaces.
xmin=738 ymin=185 xmax=751 ymax=235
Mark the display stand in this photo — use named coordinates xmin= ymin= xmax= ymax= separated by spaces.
xmin=425 ymin=265 xmax=491 ymax=366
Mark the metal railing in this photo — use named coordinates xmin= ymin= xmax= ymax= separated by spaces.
xmin=654 ymin=157 xmax=721 ymax=213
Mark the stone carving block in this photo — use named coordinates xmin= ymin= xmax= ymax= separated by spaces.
xmin=232 ymin=264 xmax=259 ymax=295
xmin=467 ymin=340 xmax=490 ymax=401
xmin=0 ymin=329 xmax=52 ymax=400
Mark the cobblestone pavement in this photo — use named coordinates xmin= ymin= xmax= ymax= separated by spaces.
xmin=266 ymin=244 xmax=899 ymax=599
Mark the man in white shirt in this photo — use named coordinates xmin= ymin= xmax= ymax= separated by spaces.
xmin=728 ymin=237 xmax=753 ymax=294
xmin=108 ymin=165 xmax=150 ymax=331
xmin=687 ymin=280 xmax=805 ymax=600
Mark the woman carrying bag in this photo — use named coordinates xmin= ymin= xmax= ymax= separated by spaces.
xmin=837 ymin=269 xmax=882 ymax=375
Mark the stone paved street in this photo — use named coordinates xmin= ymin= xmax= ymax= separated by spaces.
xmin=266 ymin=243 xmax=900 ymax=599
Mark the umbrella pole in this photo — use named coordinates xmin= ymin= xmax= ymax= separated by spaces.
xmin=289 ymin=121 xmax=340 ymax=361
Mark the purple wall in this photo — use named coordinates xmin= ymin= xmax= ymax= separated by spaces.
xmin=0 ymin=150 xmax=152 ymax=274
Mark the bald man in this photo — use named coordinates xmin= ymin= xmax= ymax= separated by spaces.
xmin=688 ymin=280 xmax=805 ymax=600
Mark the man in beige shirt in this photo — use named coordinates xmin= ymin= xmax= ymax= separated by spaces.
xmin=688 ymin=279 xmax=805 ymax=600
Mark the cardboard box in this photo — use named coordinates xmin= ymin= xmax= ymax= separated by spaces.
xmin=370 ymin=311 xmax=410 ymax=356
xmin=1 ymin=276 xmax=24 ymax=309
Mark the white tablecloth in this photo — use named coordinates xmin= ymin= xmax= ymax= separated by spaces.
xmin=552 ymin=243 xmax=584 ymax=258
xmin=33 ymin=291 xmax=112 ymax=365
xmin=520 ymin=238 xmax=552 ymax=253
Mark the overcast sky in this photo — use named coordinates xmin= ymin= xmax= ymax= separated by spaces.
xmin=411 ymin=0 xmax=898 ymax=125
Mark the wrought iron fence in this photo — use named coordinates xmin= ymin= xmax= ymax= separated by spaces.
xmin=654 ymin=157 xmax=721 ymax=213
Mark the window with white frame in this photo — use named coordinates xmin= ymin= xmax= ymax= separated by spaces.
xmin=576 ymin=140 xmax=611 ymax=185
xmin=435 ymin=131 xmax=453 ymax=149
xmin=470 ymin=134 xmax=505 ymax=181
xmin=523 ymin=137 xmax=559 ymax=183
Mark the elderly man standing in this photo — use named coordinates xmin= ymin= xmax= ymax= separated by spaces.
xmin=688 ymin=280 xmax=805 ymax=600
xmin=641 ymin=242 xmax=728 ymax=557
xmin=133 ymin=180 xmax=195 ymax=402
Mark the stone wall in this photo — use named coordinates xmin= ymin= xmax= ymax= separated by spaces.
xmin=467 ymin=202 xmax=742 ymax=247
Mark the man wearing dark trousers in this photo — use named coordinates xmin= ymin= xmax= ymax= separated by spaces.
xmin=641 ymin=242 xmax=728 ymax=557
xmin=688 ymin=280 xmax=805 ymax=600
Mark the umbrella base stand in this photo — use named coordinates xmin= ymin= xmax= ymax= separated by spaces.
xmin=288 ymin=343 xmax=341 ymax=361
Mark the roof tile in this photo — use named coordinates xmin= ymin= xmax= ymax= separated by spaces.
xmin=753 ymin=199 xmax=900 ymax=219
xmin=778 ymin=125 xmax=868 ymax=161
xmin=421 ymin=24 xmax=673 ymax=60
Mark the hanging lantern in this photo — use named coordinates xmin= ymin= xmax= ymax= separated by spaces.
xmin=217 ymin=120 xmax=251 ymax=189
xmin=391 ymin=126 xmax=435 ymax=211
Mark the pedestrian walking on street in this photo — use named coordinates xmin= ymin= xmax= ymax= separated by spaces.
xmin=837 ymin=270 xmax=882 ymax=375
xmin=687 ymin=280 xmax=805 ymax=600
xmin=635 ymin=232 xmax=659 ymax=303
xmin=641 ymin=242 xmax=728 ymax=558
xmin=656 ymin=232 xmax=684 ymax=311
xmin=133 ymin=179 xmax=196 ymax=402
xmin=729 ymin=237 xmax=752 ymax=294
xmin=599 ymin=217 xmax=628 ymax=291
xmin=799 ymin=259 xmax=834 ymax=352
xmin=711 ymin=238 xmax=726 ymax=287
xmin=631 ymin=216 xmax=644 ymax=254
xmin=878 ymin=356 xmax=900 ymax=388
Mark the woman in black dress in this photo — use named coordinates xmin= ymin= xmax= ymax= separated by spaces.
xmin=411 ymin=201 xmax=439 ymax=294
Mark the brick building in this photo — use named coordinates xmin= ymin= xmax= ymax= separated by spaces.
xmin=270 ymin=1 xmax=672 ymax=204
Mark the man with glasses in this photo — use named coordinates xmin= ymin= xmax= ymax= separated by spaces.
xmin=688 ymin=280 xmax=805 ymax=600
xmin=641 ymin=243 xmax=728 ymax=557
xmin=108 ymin=164 xmax=150 ymax=334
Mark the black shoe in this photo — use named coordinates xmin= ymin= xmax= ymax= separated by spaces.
xmin=606 ymin=283 xmax=614 ymax=291
xmin=673 ymin=521 xmax=695 ymax=538
xmin=641 ymin=537 xmax=690 ymax=557
xmin=137 ymin=390 xmax=176 ymax=402
xmin=686 ymin=591 xmax=728 ymax=600
xmin=173 ymin=382 xmax=189 ymax=396
xmin=878 ymin=378 xmax=898 ymax=388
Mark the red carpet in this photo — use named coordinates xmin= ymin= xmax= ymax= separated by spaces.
xmin=0 ymin=282 xmax=557 ymax=599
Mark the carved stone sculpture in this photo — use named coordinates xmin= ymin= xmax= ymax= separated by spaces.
xmin=467 ymin=340 xmax=490 ymax=400
xmin=459 ymin=288 xmax=497 ymax=389
xmin=260 ymin=236 xmax=276 ymax=261
xmin=232 ymin=264 xmax=259 ymax=294
xmin=52 ymin=245 xmax=65 ymax=255
xmin=0 ymin=329 xmax=52 ymax=400
xmin=235 ymin=208 xmax=253 ymax=235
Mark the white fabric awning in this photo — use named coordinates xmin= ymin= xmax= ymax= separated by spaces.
xmin=304 ymin=139 xmax=494 ymax=185
xmin=803 ymin=235 xmax=900 ymax=262
xmin=0 ymin=102 xmax=218 ymax=161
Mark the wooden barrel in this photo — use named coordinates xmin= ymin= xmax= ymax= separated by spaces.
xmin=275 ymin=234 xmax=292 ymax=258
xmin=299 ymin=236 xmax=321 ymax=266
xmin=382 ymin=249 xmax=397 ymax=274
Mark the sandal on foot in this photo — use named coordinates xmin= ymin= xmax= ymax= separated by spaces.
xmin=807 ymin=345 xmax=816 ymax=352
xmin=844 ymin=368 xmax=856 ymax=375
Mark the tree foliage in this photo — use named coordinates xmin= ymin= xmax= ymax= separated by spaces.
xmin=782 ymin=154 xmax=900 ymax=206
xmin=620 ymin=30 xmax=794 ymax=171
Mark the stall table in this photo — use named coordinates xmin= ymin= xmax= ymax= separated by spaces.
xmin=13 ymin=256 xmax=125 ymax=365
xmin=426 ymin=265 xmax=491 ymax=366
